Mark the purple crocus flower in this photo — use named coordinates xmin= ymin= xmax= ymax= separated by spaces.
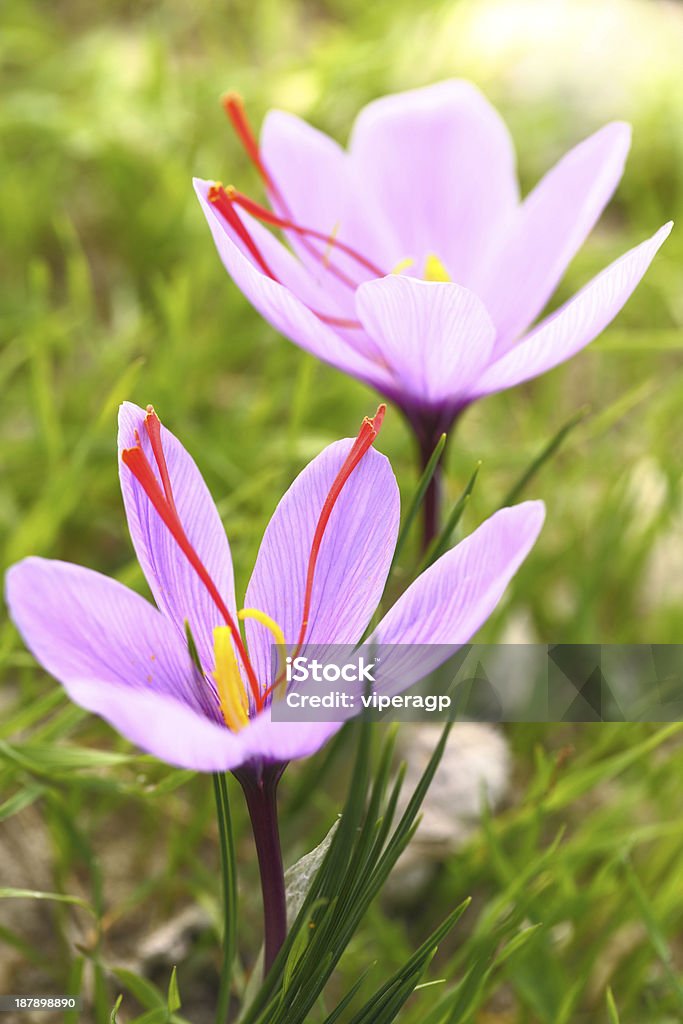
xmin=193 ymin=80 xmax=671 ymax=533
xmin=5 ymin=401 xmax=543 ymax=969
xmin=6 ymin=401 xmax=543 ymax=774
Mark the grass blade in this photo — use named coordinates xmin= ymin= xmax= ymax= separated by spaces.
xmin=392 ymin=433 xmax=447 ymax=566
xmin=500 ymin=407 xmax=587 ymax=508
xmin=420 ymin=460 xmax=481 ymax=569
xmin=213 ymin=772 xmax=238 ymax=1024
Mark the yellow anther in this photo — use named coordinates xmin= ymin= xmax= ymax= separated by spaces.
xmin=424 ymin=254 xmax=451 ymax=282
xmin=323 ymin=222 xmax=341 ymax=269
xmin=391 ymin=257 xmax=414 ymax=275
xmin=212 ymin=626 xmax=249 ymax=731
xmin=239 ymin=608 xmax=288 ymax=701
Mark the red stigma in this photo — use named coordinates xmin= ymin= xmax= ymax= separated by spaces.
xmin=222 ymin=94 xmax=261 ymax=169
xmin=122 ymin=410 xmax=264 ymax=711
xmin=217 ymin=94 xmax=387 ymax=319
xmin=143 ymin=406 xmax=178 ymax=516
xmin=208 ymin=184 xmax=363 ymax=331
xmin=221 ymin=92 xmax=290 ymax=218
xmin=261 ymin=404 xmax=387 ymax=704
xmin=297 ymin=403 xmax=386 ymax=650
xmin=208 ymin=183 xmax=277 ymax=280
xmin=228 ymin=188 xmax=385 ymax=281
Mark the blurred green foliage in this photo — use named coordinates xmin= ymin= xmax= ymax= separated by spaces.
xmin=2 ymin=0 xmax=683 ymax=1020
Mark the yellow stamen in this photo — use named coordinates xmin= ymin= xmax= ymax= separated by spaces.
xmin=323 ymin=222 xmax=341 ymax=268
xmin=391 ymin=257 xmax=414 ymax=275
xmin=212 ymin=626 xmax=249 ymax=731
xmin=424 ymin=254 xmax=451 ymax=282
xmin=239 ymin=608 xmax=287 ymax=701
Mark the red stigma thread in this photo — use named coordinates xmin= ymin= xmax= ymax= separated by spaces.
xmin=222 ymin=92 xmax=282 ymax=203
xmin=208 ymin=184 xmax=363 ymax=330
xmin=297 ymin=404 xmax=386 ymax=648
xmin=261 ymin=404 xmax=386 ymax=705
xmin=208 ymin=183 xmax=277 ymax=280
xmin=143 ymin=405 xmax=178 ymax=516
xmin=228 ymin=188 xmax=385 ymax=280
xmin=219 ymin=94 xmax=386 ymax=304
xmin=122 ymin=407 xmax=264 ymax=711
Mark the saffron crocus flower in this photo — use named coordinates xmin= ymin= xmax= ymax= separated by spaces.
xmin=194 ymin=80 xmax=671 ymax=540
xmin=5 ymin=402 xmax=543 ymax=968
xmin=6 ymin=400 xmax=544 ymax=770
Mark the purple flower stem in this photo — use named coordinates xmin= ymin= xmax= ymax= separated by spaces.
xmin=237 ymin=764 xmax=287 ymax=977
xmin=419 ymin=440 xmax=442 ymax=552
xmin=416 ymin=425 xmax=452 ymax=552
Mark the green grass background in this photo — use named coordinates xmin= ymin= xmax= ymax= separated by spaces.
xmin=2 ymin=0 xmax=683 ymax=1020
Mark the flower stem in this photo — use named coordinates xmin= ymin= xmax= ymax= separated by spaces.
xmin=213 ymin=772 xmax=238 ymax=1024
xmin=418 ymin=432 xmax=447 ymax=552
xmin=238 ymin=766 xmax=287 ymax=977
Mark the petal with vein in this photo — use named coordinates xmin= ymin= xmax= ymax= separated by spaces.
xmin=118 ymin=402 xmax=236 ymax=673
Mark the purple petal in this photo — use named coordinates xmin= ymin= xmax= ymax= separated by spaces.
xmin=243 ymin=441 xmax=400 ymax=687
xmin=50 ymin=679 xmax=252 ymax=771
xmin=476 ymin=122 xmax=632 ymax=349
xmin=355 ymin=277 xmax=495 ymax=408
xmin=45 ymin=680 xmax=339 ymax=771
xmin=474 ymin=223 xmax=672 ymax=397
xmin=5 ymin=557 xmax=340 ymax=770
xmin=118 ymin=402 xmax=236 ymax=673
xmin=367 ymin=502 xmax=545 ymax=691
xmin=261 ymin=110 xmax=348 ymax=236
xmin=349 ymin=80 xmax=518 ymax=285
xmin=193 ymin=178 xmax=394 ymax=386
xmin=261 ymin=110 xmax=394 ymax=276
xmin=196 ymin=180 xmax=355 ymax=321
xmin=232 ymin=711 xmax=342 ymax=764
xmin=5 ymin=557 xmax=214 ymax=718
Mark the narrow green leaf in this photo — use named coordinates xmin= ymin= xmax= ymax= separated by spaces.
xmin=0 ymin=923 xmax=49 ymax=965
xmin=282 ymin=897 xmax=327 ymax=993
xmin=0 ymin=687 xmax=65 ymax=739
xmin=493 ymin=922 xmax=544 ymax=965
xmin=64 ymin=957 xmax=85 ymax=1024
xmin=0 ymin=887 xmax=96 ymax=918
xmin=0 ymin=784 xmax=45 ymax=821
xmin=167 ymin=967 xmax=181 ymax=1015
xmin=346 ymin=901 xmax=470 ymax=1024
xmin=545 ymin=724 xmax=683 ymax=813
xmin=322 ymin=966 xmax=375 ymax=1024
xmin=370 ymin=722 xmax=452 ymax=876
xmin=130 ymin=1010 xmax=169 ymax=1024
xmin=0 ymin=740 xmax=136 ymax=774
xmin=392 ymin=433 xmax=447 ymax=565
xmin=347 ymin=950 xmax=437 ymax=1024
xmin=500 ymin=406 xmax=588 ymax=508
xmin=110 ymin=995 xmax=123 ymax=1024
xmin=240 ymin=718 xmax=455 ymax=1024
xmin=213 ymin=772 xmax=238 ymax=1024
xmin=421 ymin=460 xmax=481 ymax=569
xmin=621 ymin=854 xmax=683 ymax=1010
xmin=606 ymin=987 xmax=620 ymax=1024
xmin=184 ymin=621 xmax=204 ymax=675
xmin=237 ymin=719 xmax=369 ymax=1023
xmin=94 ymin=961 xmax=111 ymax=1023
xmin=111 ymin=968 xmax=165 ymax=1011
